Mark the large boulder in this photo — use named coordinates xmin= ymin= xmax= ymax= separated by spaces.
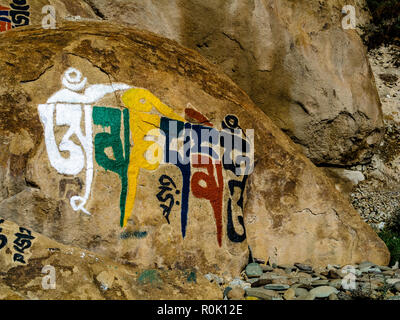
xmin=77 ymin=0 xmax=384 ymax=166
xmin=0 ymin=22 xmax=389 ymax=277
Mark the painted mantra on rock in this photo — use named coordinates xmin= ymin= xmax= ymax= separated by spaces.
xmin=0 ymin=0 xmax=30 ymax=32
xmin=38 ymin=68 xmax=254 ymax=246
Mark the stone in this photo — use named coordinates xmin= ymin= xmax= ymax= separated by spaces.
xmin=386 ymin=279 xmax=400 ymax=285
xmin=296 ymin=292 xmax=316 ymax=301
xmin=245 ymin=263 xmax=263 ymax=278
xmin=329 ymin=279 xmax=343 ymax=290
xmin=311 ymin=280 xmax=330 ymax=287
xmin=0 ymin=21 xmax=389 ymax=281
xmin=297 ymin=278 xmax=313 ymax=286
xmin=251 ymin=278 xmax=273 ymax=288
xmin=260 ymin=265 xmax=274 ymax=272
xmin=83 ymin=0 xmax=384 ymax=166
xmin=378 ymin=266 xmax=392 ymax=271
xmin=272 ymin=278 xmax=291 ymax=285
xmin=337 ymin=292 xmax=352 ymax=300
xmin=245 ymin=288 xmax=278 ymax=300
xmin=294 ymin=263 xmax=313 ymax=272
xmin=227 ymin=287 xmax=245 ymax=300
xmin=295 ymin=287 xmax=309 ymax=297
xmin=297 ymin=272 xmax=313 ymax=278
xmin=394 ymin=282 xmax=400 ymax=292
xmin=278 ymin=264 xmax=295 ymax=270
xmin=246 ymin=278 xmax=259 ymax=284
xmin=358 ymin=261 xmax=375 ymax=270
xmin=328 ymin=293 xmax=338 ymax=300
xmin=264 ymin=284 xmax=290 ymax=291
xmin=367 ymin=267 xmax=382 ymax=273
xmin=328 ymin=270 xmax=342 ymax=279
xmin=283 ymin=288 xmax=296 ymax=300
xmin=309 ymin=286 xmax=339 ymax=298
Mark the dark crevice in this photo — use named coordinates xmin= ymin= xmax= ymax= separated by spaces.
xmin=293 ymin=100 xmax=310 ymax=115
xmin=221 ymin=32 xmax=245 ymax=51
xmin=83 ymin=0 xmax=106 ymax=20
xmin=25 ymin=178 xmax=40 ymax=190
xmin=20 ymin=64 xmax=54 ymax=84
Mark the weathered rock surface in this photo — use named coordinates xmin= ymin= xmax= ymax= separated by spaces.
xmin=228 ymin=260 xmax=400 ymax=300
xmin=0 ymin=22 xmax=389 ymax=280
xmin=0 ymin=218 xmax=222 ymax=299
xmin=78 ymin=0 xmax=384 ymax=166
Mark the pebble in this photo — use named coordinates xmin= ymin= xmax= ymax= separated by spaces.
xmin=295 ymin=287 xmax=309 ymax=297
xmin=328 ymin=293 xmax=338 ymax=300
xmin=295 ymin=263 xmax=313 ymax=272
xmin=365 ymin=266 xmax=382 ymax=273
xmin=297 ymin=292 xmax=315 ymax=300
xmin=245 ymin=288 xmax=279 ymax=300
xmin=283 ymin=288 xmax=296 ymax=300
xmin=261 ymin=265 xmax=274 ymax=272
xmin=251 ymin=278 xmax=273 ymax=287
xmin=311 ymin=280 xmax=330 ymax=286
xmin=309 ymin=286 xmax=338 ymax=298
xmin=245 ymin=263 xmax=263 ymax=278
xmin=297 ymin=272 xmax=312 ymax=278
xmin=328 ymin=270 xmax=342 ymax=279
xmin=358 ymin=261 xmax=375 ymax=271
xmin=379 ymin=266 xmax=392 ymax=271
xmin=297 ymin=278 xmax=313 ymax=286
xmin=386 ymin=278 xmax=400 ymax=285
xmin=264 ymin=284 xmax=290 ymax=290
xmin=246 ymin=278 xmax=259 ymax=284
xmin=231 ymin=256 xmax=400 ymax=300
xmin=329 ymin=279 xmax=343 ymax=290
xmin=382 ymin=270 xmax=395 ymax=276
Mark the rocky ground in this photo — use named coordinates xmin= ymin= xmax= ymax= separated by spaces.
xmin=208 ymin=260 xmax=400 ymax=300
xmin=325 ymin=44 xmax=400 ymax=231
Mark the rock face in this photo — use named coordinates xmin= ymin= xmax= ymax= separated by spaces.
xmin=76 ymin=0 xmax=384 ymax=166
xmin=0 ymin=218 xmax=222 ymax=299
xmin=0 ymin=22 xmax=389 ymax=280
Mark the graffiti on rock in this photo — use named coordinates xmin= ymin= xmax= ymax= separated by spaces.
xmin=38 ymin=67 xmax=254 ymax=246
xmin=38 ymin=67 xmax=131 ymax=216
xmin=0 ymin=0 xmax=30 ymax=32
xmin=0 ymin=219 xmax=35 ymax=265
